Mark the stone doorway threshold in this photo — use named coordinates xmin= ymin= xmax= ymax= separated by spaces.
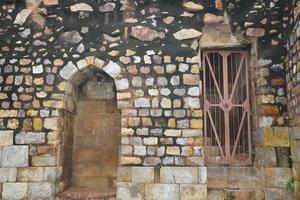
xmin=55 ymin=187 xmax=116 ymax=200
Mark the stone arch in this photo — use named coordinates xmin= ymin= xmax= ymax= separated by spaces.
xmin=56 ymin=57 xmax=125 ymax=197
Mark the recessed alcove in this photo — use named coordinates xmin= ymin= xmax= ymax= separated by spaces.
xmin=58 ymin=66 xmax=121 ymax=198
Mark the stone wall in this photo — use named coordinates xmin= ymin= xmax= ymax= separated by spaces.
xmin=0 ymin=0 xmax=295 ymax=199
xmin=285 ymin=0 xmax=300 ymax=198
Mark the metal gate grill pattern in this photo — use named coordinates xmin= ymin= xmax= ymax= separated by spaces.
xmin=203 ymin=50 xmax=251 ymax=166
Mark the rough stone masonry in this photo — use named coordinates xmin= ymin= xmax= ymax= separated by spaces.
xmin=0 ymin=0 xmax=299 ymax=199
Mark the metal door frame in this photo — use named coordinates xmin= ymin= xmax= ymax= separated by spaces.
xmin=203 ymin=50 xmax=252 ymax=166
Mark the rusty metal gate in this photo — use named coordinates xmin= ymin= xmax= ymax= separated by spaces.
xmin=203 ymin=50 xmax=251 ymax=166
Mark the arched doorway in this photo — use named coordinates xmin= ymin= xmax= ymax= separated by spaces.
xmin=58 ymin=67 xmax=120 ymax=198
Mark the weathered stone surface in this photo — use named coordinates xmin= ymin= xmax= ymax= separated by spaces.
xmin=1 ymin=146 xmax=28 ymax=167
xmin=180 ymin=184 xmax=207 ymax=200
xmin=28 ymin=182 xmax=55 ymax=199
xmin=70 ymin=3 xmax=93 ymax=12
xmin=59 ymin=31 xmax=83 ymax=44
xmin=17 ymin=167 xmax=44 ymax=182
xmin=246 ymin=28 xmax=265 ymax=37
xmin=43 ymin=0 xmax=58 ymax=6
xmin=254 ymin=127 xmax=289 ymax=147
xmin=182 ymin=2 xmax=204 ymax=11
xmin=32 ymin=155 xmax=56 ymax=166
xmin=0 ymin=130 xmax=13 ymax=146
xmin=14 ymin=9 xmax=31 ymax=25
xmin=103 ymin=61 xmax=121 ymax=78
xmin=2 ymin=182 xmax=28 ymax=200
xmin=145 ymin=184 xmax=179 ymax=200
xmin=15 ymin=132 xmax=45 ymax=144
xmin=131 ymin=26 xmax=165 ymax=41
xmin=59 ymin=61 xmax=78 ymax=80
xmin=254 ymin=147 xmax=276 ymax=167
xmin=132 ymin=167 xmax=154 ymax=183
xmin=264 ymin=168 xmax=291 ymax=188
xmin=160 ymin=167 xmax=198 ymax=184
xmin=99 ymin=2 xmax=116 ymax=12
xmin=117 ymin=167 xmax=132 ymax=182
xmin=0 ymin=168 xmax=16 ymax=182
xmin=117 ymin=182 xmax=144 ymax=200
xmin=173 ymin=29 xmax=202 ymax=40
xmin=204 ymin=13 xmax=224 ymax=25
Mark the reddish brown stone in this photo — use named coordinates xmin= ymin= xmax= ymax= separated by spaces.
xmin=127 ymin=65 xmax=138 ymax=75
xmin=260 ymin=105 xmax=279 ymax=116
xmin=271 ymin=78 xmax=285 ymax=86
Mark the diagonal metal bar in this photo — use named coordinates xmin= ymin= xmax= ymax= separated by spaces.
xmin=207 ymin=109 xmax=225 ymax=158
xmin=231 ymin=109 xmax=247 ymax=157
xmin=229 ymin=54 xmax=245 ymax=102
xmin=205 ymin=55 xmax=223 ymax=101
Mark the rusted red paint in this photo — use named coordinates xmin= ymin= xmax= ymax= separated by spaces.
xmin=203 ymin=50 xmax=251 ymax=166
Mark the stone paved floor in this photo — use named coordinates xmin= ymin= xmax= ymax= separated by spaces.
xmin=55 ymin=188 xmax=116 ymax=200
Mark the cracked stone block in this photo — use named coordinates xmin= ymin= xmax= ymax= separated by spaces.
xmin=2 ymin=182 xmax=28 ymax=200
xmin=116 ymin=182 xmax=144 ymax=200
xmin=1 ymin=146 xmax=28 ymax=167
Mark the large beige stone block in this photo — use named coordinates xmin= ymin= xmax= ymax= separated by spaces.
xmin=264 ymin=188 xmax=294 ymax=200
xmin=2 ymin=182 xmax=28 ymax=200
xmin=145 ymin=184 xmax=179 ymax=200
xmin=132 ymin=167 xmax=154 ymax=183
xmin=117 ymin=167 xmax=132 ymax=182
xmin=0 ymin=168 xmax=16 ymax=182
xmin=32 ymin=155 xmax=56 ymax=166
xmin=117 ymin=182 xmax=144 ymax=200
xmin=290 ymin=140 xmax=300 ymax=162
xmin=28 ymin=182 xmax=55 ymax=200
xmin=160 ymin=167 xmax=198 ymax=184
xmin=254 ymin=147 xmax=276 ymax=167
xmin=254 ymin=127 xmax=289 ymax=147
xmin=1 ymin=146 xmax=28 ymax=167
xmin=180 ymin=184 xmax=207 ymax=200
xmin=264 ymin=168 xmax=291 ymax=188
xmin=0 ymin=130 xmax=13 ymax=146
xmin=225 ymin=190 xmax=255 ymax=200
xmin=17 ymin=167 xmax=44 ymax=182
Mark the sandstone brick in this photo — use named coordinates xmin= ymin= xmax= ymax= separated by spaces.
xmin=132 ymin=167 xmax=154 ymax=183
xmin=254 ymin=147 xmax=276 ymax=167
xmin=1 ymin=145 xmax=28 ymax=167
xmin=28 ymin=182 xmax=55 ymax=200
xmin=0 ymin=110 xmax=18 ymax=117
xmin=15 ymin=132 xmax=46 ymax=144
xmin=160 ymin=167 xmax=198 ymax=184
xmin=117 ymin=182 xmax=144 ymax=200
xmin=17 ymin=167 xmax=44 ymax=182
xmin=2 ymin=182 xmax=28 ymax=200
xmin=120 ymin=156 xmax=142 ymax=165
xmin=32 ymin=155 xmax=56 ymax=166
xmin=143 ymin=157 xmax=161 ymax=166
xmin=264 ymin=168 xmax=291 ymax=188
xmin=254 ymin=127 xmax=289 ymax=147
xmin=0 ymin=168 xmax=16 ymax=182
xmin=0 ymin=130 xmax=13 ymax=146
xmin=117 ymin=167 xmax=132 ymax=182
xmin=180 ymin=184 xmax=207 ymax=200
xmin=166 ymin=146 xmax=180 ymax=155
xmin=183 ymin=74 xmax=199 ymax=85
xmin=145 ymin=184 xmax=179 ymax=200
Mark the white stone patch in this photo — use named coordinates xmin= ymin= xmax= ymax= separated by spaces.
xmin=188 ymin=87 xmax=200 ymax=96
xmin=184 ymin=97 xmax=200 ymax=108
xmin=103 ymin=61 xmax=121 ymax=78
xmin=14 ymin=9 xmax=31 ymax=25
xmin=33 ymin=65 xmax=43 ymax=74
xmin=1 ymin=146 xmax=29 ymax=167
xmin=135 ymin=98 xmax=150 ymax=108
xmin=59 ymin=61 xmax=78 ymax=80
xmin=173 ymin=29 xmax=202 ymax=40
xmin=2 ymin=183 xmax=28 ymax=200
xmin=115 ymin=79 xmax=129 ymax=90
xmin=0 ymin=130 xmax=13 ymax=147
xmin=70 ymin=3 xmax=93 ymax=12
xmin=76 ymin=59 xmax=88 ymax=70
